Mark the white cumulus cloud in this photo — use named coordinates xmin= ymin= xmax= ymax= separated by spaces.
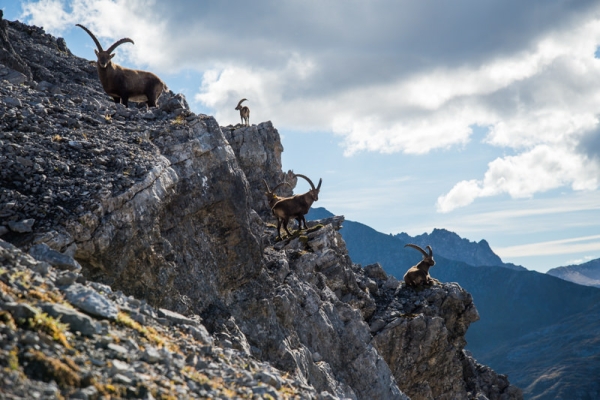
xmin=19 ymin=0 xmax=600 ymax=212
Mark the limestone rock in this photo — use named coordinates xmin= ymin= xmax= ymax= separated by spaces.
xmin=0 ymin=15 xmax=523 ymax=400
xmin=62 ymin=283 xmax=119 ymax=320
xmin=29 ymin=243 xmax=81 ymax=271
xmin=222 ymin=121 xmax=295 ymax=218
xmin=39 ymin=302 xmax=98 ymax=336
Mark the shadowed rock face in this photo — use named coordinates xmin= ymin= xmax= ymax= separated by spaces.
xmin=221 ymin=223 xmax=407 ymax=399
xmin=75 ymin=114 xmax=264 ymax=314
xmin=0 ymin=11 xmax=33 ymax=81
xmin=0 ymin=18 xmax=262 ymax=313
xmin=356 ymin=262 xmax=521 ymax=400
xmin=1 ymin=17 xmax=522 ymax=400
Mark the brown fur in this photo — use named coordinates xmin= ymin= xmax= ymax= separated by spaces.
xmin=235 ymin=98 xmax=250 ymax=126
xmin=403 ymin=244 xmax=436 ymax=287
xmin=76 ymin=24 xmax=166 ymax=108
xmin=271 ymin=174 xmax=322 ymax=240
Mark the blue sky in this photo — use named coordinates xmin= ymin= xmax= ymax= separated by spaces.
xmin=3 ymin=0 xmax=600 ymax=272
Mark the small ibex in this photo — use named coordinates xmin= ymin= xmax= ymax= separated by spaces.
xmin=271 ymin=174 xmax=322 ymax=240
xmin=76 ymin=24 xmax=166 ymax=108
xmin=403 ymin=244 xmax=436 ymax=288
xmin=235 ymin=98 xmax=250 ymax=126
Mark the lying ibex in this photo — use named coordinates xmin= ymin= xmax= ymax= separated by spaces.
xmin=76 ymin=24 xmax=166 ymax=108
xmin=235 ymin=98 xmax=250 ymax=126
xmin=403 ymin=244 xmax=436 ymax=287
xmin=271 ymin=174 xmax=322 ymax=240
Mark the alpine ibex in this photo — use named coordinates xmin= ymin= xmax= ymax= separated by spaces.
xmin=403 ymin=244 xmax=436 ymax=287
xmin=235 ymin=98 xmax=250 ymax=126
xmin=271 ymin=174 xmax=322 ymax=240
xmin=76 ymin=24 xmax=166 ymax=108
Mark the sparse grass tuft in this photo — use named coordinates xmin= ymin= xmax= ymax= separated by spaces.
xmin=0 ymin=310 xmax=17 ymax=330
xmin=278 ymin=382 xmax=299 ymax=397
xmin=7 ymin=346 xmax=19 ymax=371
xmin=28 ymin=288 xmax=65 ymax=304
xmin=94 ymin=382 xmax=127 ymax=397
xmin=306 ymin=223 xmax=324 ymax=233
xmin=182 ymin=366 xmax=211 ymax=385
xmin=274 ymin=223 xmax=325 ymax=242
xmin=171 ymin=114 xmax=186 ymax=125
xmin=116 ymin=312 xmax=175 ymax=350
xmin=6 ymin=269 xmax=33 ymax=289
xmin=27 ymin=312 xmax=71 ymax=349
xmin=26 ymin=350 xmax=81 ymax=388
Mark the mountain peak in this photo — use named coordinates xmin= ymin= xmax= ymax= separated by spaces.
xmin=547 ymin=258 xmax=600 ymax=288
xmin=401 ymin=228 xmax=523 ymax=269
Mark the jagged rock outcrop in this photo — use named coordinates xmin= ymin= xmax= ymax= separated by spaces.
xmin=226 ymin=220 xmax=404 ymax=399
xmin=0 ymin=17 xmax=262 ymax=314
xmin=222 ymin=122 xmax=295 ymax=218
xmin=0 ymin=239 xmax=316 ymax=399
xmin=0 ymin=17 xmax=522 ymax=399
xmin=363 ymin=267 xmax=521 ymax=399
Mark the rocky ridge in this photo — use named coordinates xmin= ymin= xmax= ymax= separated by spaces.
xmin=1 ymin=16 xmax=521 ymax=399
xmin=547 ymin=258 xmax=600 ymax=288
xmin=394 ymin=228 xmax=524 ymax=271
xmin=0 ymin=239 xmax=313 ymax=399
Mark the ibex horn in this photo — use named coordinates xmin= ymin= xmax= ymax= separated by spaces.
xmin=76 ymin=24 xmax=104 ymax=52
xmin=404 ymin=243 xmax=429 ymax=258
xmin=106 ymin=37 xmax=135 ymax=54
xmin=294 ymin=174 xmax=316 ymax=190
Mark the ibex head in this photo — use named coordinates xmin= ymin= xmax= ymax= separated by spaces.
xmin=263 ymin=179 xmax=290 ymax=206
xmin=404 ymin=244 xmax=435 ymax=268
xmin=76 ymin=24 xmax=134 ymax=69
xmin=294 ymin=174 xmax=322 ymax=201
xmin=235 ymin=98 xmax=248 ymax=110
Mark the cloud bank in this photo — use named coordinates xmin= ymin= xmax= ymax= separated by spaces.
xmin=19 ymin=0 xmax=600 ymax=212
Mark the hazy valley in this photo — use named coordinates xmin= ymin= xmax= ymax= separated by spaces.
xmin=307 ymin=207 xmax=600 ymax=399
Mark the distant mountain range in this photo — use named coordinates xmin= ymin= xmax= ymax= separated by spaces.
xmin=307 ymin=207 xmax=600 ymax=399
xmin=547 ymin=258 xmax=600 ymax=288
xmin=394 ymin=228 xmax=525 ymax=271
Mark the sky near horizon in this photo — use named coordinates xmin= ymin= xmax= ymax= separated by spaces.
xmin=2 ymin=0 xmax=600 ymax=273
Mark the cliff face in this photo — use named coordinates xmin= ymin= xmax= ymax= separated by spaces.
xmin=0 ymin=16 xmax=521 ymax=399
xmin=221 ymin=122 xmax=295 ymax=220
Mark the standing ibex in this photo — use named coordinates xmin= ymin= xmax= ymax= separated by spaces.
xmin=403 ymin=244 xmax=436 ymax=288
xmin=76 ymin=24 xmax=166 ymax=108
xmin=271 ymin=174 xmax=322 ymax=240
xmin=235 ymin=98 xmax=250 ymax=126
xmin=263 ymin=178 xmax=303 ymax=232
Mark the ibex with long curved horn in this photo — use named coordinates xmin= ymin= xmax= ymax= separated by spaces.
xmin=235 ymin=98 xmax=250 ymax=126
xmin=271 ymin=174 xmax=322 ymax=240
xmin=403 ymin=244 xmax=436 ymax=288
xmin=76 ymin=24 xmax=166 ymax=108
